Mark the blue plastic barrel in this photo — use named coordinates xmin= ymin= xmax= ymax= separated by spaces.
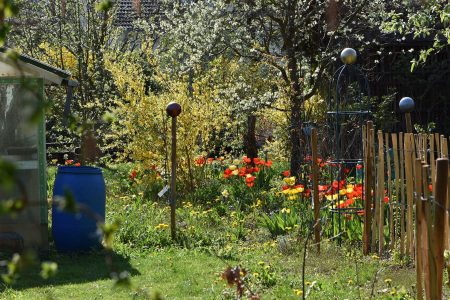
xmin=52 ymin=166 xmax=105 ymax=252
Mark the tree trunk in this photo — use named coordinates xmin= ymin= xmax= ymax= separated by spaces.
xmin=290 ymin=95 xmax=303 ymax=179
xmin=287 ymin=50 xmax=303 ymax=180
xmin=244 ymin=114 xmax=258 ymax=160
xmin=285 ymin=2 xmax=303 ymax=180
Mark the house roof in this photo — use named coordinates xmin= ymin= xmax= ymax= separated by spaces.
xmin=0 ymin=48 xmax=71 ymax=85
xmin=114 ymin=0 xmax=159 ymax=28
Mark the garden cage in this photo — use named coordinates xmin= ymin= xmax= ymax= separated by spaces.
xmin=0 ymin=48 xmax=72 ymax=253
xmin=327 ymin=48 xmax=371 ymax=238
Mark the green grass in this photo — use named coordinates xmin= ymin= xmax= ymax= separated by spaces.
xmin=1 ymin=241 xmax=424 ymax=299
xmin=0 ymin=164 xmax=444 ymax=299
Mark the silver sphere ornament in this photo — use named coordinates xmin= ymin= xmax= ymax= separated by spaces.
xmin=340 ymin=48 xmax=357 ymax=65
xmin=399 ymin=97 xmax=415 ymax=113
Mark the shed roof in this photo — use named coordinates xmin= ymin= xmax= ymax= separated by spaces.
xmin=0 ymin=48 xmax=71 ymax=85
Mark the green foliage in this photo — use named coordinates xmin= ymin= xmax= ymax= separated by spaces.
xmin=40 ymin=262 xmax=58 ymax=280
xmin=414 ymin=122 xmax=436 ymax=134
xmin=259 ymin=207 xmax=300 ymax=238
xmin=382 ymin=0 xmax=450 ymax=70
xmin=0 ymin=0 xmax=18 ymax=46
xmin=95 ymin=0 xmax=114 ymax=12
xmin=370 ymin=92 xmax=398 ymax=132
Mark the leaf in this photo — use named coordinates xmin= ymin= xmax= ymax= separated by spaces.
xmin=40 ymin=262 xmax=58 ymax=279
xmin=95 ymin=0 xmax=114 ymax=12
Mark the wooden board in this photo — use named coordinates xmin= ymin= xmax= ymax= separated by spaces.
xmin=399 ymin=133 xmax=406 ymax=257
xmin=414 ymin=158 xmax=424 ymax=300
xmin=404 ymin=133 xmax=414 ymax=257
xmin=363 ymin=122 xmax=373 ymax=255
xmin=385 ymin=133 xmax=394 ymax=250
xmin=378 ymin=131 xmax=385 ymax=255
xmin=392 ymin=133 xmax=400 ymax=252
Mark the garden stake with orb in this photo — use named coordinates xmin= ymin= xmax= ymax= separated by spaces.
xmin=399 ymin=97 xmax=414 ymax=133
xmin=166 ymin=101 xmax=182 ymax=240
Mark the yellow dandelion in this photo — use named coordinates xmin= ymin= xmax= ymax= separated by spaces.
xmin=293 ymin=289 xmax=303 ymax=296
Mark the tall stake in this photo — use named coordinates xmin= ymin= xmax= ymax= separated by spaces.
xmin=370 ymin=128 xmax=377 ymax=252
xmin=405 ymin=113 xmax=413 ymax=133
xmin=363 ymin=121 xmax=373 ymax=255
xmin=399 ymin=133 xmax=405 ymax=257
xmin=377 ymin=131 xmax=385 ymax=255
xmin=414 ymin=159 xmax=424 ymax=300
xmin=311 ymin=128 xmax=320 ymax=253
xmin=385 ymin=133 xmax=393 ymax=250
xmin=392 ymin=133 xmax=400 ymax=251
xmin=434 ymin=158 xmax=448 ymax=299
xmin=166 ymin=102 xmax=182 ymax=240
xmin=404 ymin=133 xmax=414 ymax=257
xmin=424 ymin=164 xmax=440 ymax=300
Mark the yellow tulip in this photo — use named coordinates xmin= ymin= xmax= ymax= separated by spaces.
xmin=326 ymin=194 xmax=338 ymax=201
xmin=283 ymin=176 xmax=296 ymax=186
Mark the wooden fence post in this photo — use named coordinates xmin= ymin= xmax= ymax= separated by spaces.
xmin=439 ymin=136 xmax=450 ymax=251
xmin=392 ymin=134 xmax=400 ymax=251
xmin=434 ymin=158 xmax=448 ymax=299
xmin=430 ymin=134 xmax=436 ymax=190
xmin=421 ymin=165 xmax=433 ymax=299
xmin=422 ymin=134 xmax=427 ymax=163
xmin=404 ymin=133 xmax=415 ymax=257
xmin=440 ymin=135 xmax=448 ymax=158
xmin=311 ymin=128 xmax=320 ymax=253
xmin=363 ymin=122 xmax=374 ymax=255
xmin=385 ymin=133 xmax=394 ymax=250
xmin=422 ymin=164 xmax=437 ymax=300
xmin=414 ymin=159 xmax=424 ymax=300
xmin=377 ymin=131 xmax=385 ymax=255
xmin=399 ymin=133 xmax=405 ymax=257
xmin=435 ymin=133 xmax=441 ymax=158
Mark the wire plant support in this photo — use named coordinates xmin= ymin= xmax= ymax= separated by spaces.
xmin=327 ymin=48 xmax=371 ymax=244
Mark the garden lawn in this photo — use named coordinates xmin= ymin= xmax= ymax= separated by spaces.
xmin=1 ymin=241 xmax=426 ymax=299
xmin=1 ymin=165 xmax=444 ymax=299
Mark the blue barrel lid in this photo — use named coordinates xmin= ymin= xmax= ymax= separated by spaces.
xmin=57 ymin=166 xmax=102 ymax=174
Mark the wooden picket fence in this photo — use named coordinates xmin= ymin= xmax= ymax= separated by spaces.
xmin=310 ymin=122 xmax=450 ymax=299
xmin=363 ymin=121 xmax=449 ymax=300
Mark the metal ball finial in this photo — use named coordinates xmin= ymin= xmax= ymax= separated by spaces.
xmin=399 ymin=97 xmax=415 ymax=113
xmin=340 ymin=48 xmax=357 ymax=65
xmin=166 ymin=102 xmax=182 ymax=118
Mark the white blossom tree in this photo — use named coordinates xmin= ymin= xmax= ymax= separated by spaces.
xmin=157 ymin=0 xmax=389 ymax=177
